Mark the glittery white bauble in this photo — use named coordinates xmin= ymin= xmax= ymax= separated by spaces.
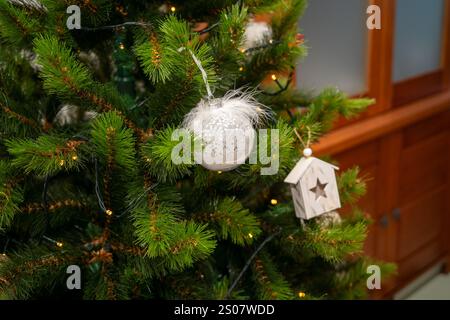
xmin=183 ymin=90 xmax=270 ymax=171
xmin=243 ymin=20 xmax=273 ymax=51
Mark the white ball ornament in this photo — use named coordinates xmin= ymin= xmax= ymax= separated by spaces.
xmin=182 ymin=90 xmax=271 ymax=171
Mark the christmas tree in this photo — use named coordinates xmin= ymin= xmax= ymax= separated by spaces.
xmin=0 ymin=0 xmax=394 ymax=300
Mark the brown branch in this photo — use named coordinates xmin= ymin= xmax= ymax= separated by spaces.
xmin=100 ymin=127 xmax=115 ymax=242
xmin=39 ymin=140 xmax=86 ymax=158
xmin=0 ymin=102 xmax=40 ymax=130
xmin=149 ymin=32 xmax=162 ymax=67
xmin=22 ymin=199 xmax=86 ymax=214
xmin=156 ymin=64 xmax=195 ymax=126
xmin=56 ymin=61 xmax=152 ymax=141
xmin=110 ymin=242 xmax=145 ymax=256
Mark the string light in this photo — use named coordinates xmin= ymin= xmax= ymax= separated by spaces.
xmin=59 ymin=159 xmax=65 ymax=167
xmin=119 ymin=43 xmax=125 ymax=50
xmin=240 ymin=48 xmax=246 ymax=53
xmin=105 ymin=209 xmax=113 ymax=216
xmin=269 ymin=39 xmax=274 ymax=44
xmin=217 ymin=171 xmax=223 ymax=174
xmin=56 ymin=241 xmax=64 ymax=248
xmin=239 ymin=66 xmax=244 ymax=72
xmin=271 ymin=74 xmax=277 ymax=81
xmin=170 ymin=6 xmax=176 ymax=12
xmin=298 ymin=291 xmax=306 ymax=298
xmin=71 ymin=155 xmax=78 ymax=161
xmin=248 ymin=233 xmax=253 ymax=239
xmin=270 ymin=199 xmax=278 ymax=205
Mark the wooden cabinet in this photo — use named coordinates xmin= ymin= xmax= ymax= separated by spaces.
xmin=329 ymin=111 xmax=450 ymax=297
xmin=394 ymin=114 xmax=450 ymax=288
xmin=299 ymin=0 xmax=450 ymax=298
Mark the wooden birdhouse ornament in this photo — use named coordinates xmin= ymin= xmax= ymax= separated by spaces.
xmin=284 ymin=147 xmax=341 ymax=220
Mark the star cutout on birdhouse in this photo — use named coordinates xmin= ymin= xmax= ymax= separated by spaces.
xmin=309 ymin=178 xmax=328 ymax=200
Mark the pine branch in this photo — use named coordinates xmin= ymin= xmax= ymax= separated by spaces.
xmin=6 ymin=136 xmax=87 ymax=176
xmin=91 ymin=112 xmax=136 ymax=172
xmin=0 ymin=1 xmax=39 ymax=45
xmin=141 ymin=126 xmax=193 ymax=183
xmin=196 ymin=197 xmax=261 ymax=246
xmin=0 ymin=161 xmax=24 ymax=230
xmin=338 ymin=167 xmax=367 ymax=206
xmin=283 ymin=220 xmax=368 ymax=263
xmin=0 ymin=100 xmax=41 ymax=131
xmin=34 ymin=35 xmax=151 ymax=140
xmin=0 ymin=243 xmax=81 ymax=299
xmin=252 ymin=250 xmax=294 ymax=300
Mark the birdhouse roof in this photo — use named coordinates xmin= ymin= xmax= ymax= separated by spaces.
xmin=284 ymin=157 xmax=339 ymax=185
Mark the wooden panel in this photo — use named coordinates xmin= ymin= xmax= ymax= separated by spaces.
xmin=398 ymin=239 xmax=444 ymax=282
xmin=364 ymin=225 xmax=377 ymax=258
xmin=443 ymin=0 xmax=450 ymax=89
xmin=376 ymin=134 xmax=402 ymax=262
xmin=400 ymin=133 xmax=449 ymax=203
xmin=393 ymin=70 xmax=444 ymax=107
xmin=398 ymin=187 xmax=446 ymax=259
xmin=334 ymin=142 xmax=378 ymax=170
xmin=361 ymin=166 xmax=378 ymax=258
xmin=358 ymin=166 xmax=378 ymax=217
xmin=400 ymin=156 xmax=447 ymax=204
xmin=446 ymin=131 xmax=450 ymax=272
xmin=367 ymin=0 xmax=395 ymax=114
xmin=402 ymin=111 xmax=450 ymax=147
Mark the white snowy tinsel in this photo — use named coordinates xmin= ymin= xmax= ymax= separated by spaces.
xmin=243 ymin=20 xmax=273 ymax=51
xmin=54 ymin=105 xmax=98 ymax=126
xmin=78 ymin=51 xmax=101 ymax=75
xmin=316 ymin=211 xmax=342 ymax=229
xmin=8 ymin=0 xmax=46 ymax=11
xmin=182 ymin=89 xmax=271 ymax=171
xmin=20 ymin=49 xmax=42 ymax=72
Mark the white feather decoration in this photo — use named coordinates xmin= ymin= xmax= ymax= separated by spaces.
xmin=8 ymin=0 xmax=46 ymax=11
xmin=182 ymin=89 xmax=272 ymax=171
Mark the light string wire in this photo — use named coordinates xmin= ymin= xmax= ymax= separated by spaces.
xmin=226 ymin=227 xmax=282 ymax=299
xmin=80 ymin=22 xmax=152 ymax=31
xmin=94 ymin=156 xmax=107 ymax=213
